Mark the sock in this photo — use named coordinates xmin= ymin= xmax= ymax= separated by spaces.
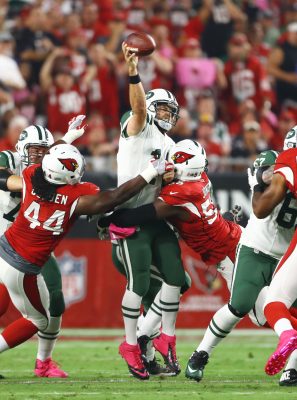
xmin=0 ymin=335 xmax=9 ymax=353
xmin=285 ymin=349 xmax=297 ymax=370
xmin=37 ymin=316 xmax=62 ymax=361
xmin=160 ymin=283 xmax=180 ymax=337
xmin=197 ymin=304 xmax=241 ymax=355
xmin=122 ymin=289 xmax=141 ymax=345
xmin=264 ymin=302 xmax=293 ymax=331
xmin=274 ymin=318 xmax=293 ymax=336
xmin=2 ymin=317 xmax=37 ymax=349
xmin=138 ymin=291 xmax=162 ymax=338
xmin=146 ymin=339 xmax=155 ymax=362
xmin=0 ymin=284 xmax=10 ymax=316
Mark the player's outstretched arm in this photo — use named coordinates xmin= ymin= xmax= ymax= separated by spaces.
xmin=75 ymin=161 xmax=171 ymax=216
xmin=252 ymin=173 xmax=287 ymax=218
xmin=97 ymin=198 xmax=189 ymax=228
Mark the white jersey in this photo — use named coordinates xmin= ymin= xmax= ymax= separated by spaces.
xmin=117 ymin=111 xmax=174 ymax=208
xmin=0 ymin=151 xmax=22 ymax=235
xmin=240 ymin=191 xmax=297 ymax=259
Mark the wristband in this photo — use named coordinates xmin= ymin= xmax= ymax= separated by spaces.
xmin=129 ymin=74 xmax=141 ymax=84
xmin=140 ymin=163 xmax=158 ymax=183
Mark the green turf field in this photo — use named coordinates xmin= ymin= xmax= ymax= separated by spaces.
xmin=0 ymin=329 xmax=296 ymax=400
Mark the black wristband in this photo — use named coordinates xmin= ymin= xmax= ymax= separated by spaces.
xmin=0 ymin=169 xmax=12 ymax=191
xmin=129 ymin=74 xmax=141 ymax=84
xmin=254 ymin=183 xmax=265 ymax=193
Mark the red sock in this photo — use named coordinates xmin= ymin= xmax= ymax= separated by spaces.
xmin=264 ymin=301 xmax=292 ymax=328
xmin=0 ymin=284 xmax=10 ymax=316
xmin=2 ymin=318 xmax=37 ymax=348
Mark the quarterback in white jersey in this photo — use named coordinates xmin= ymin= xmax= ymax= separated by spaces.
xmin=110 ymin=43 xmax=185 ymax=380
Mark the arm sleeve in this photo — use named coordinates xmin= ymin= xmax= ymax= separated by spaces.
xmin=97 ymin=204 xmax=157 ymax=228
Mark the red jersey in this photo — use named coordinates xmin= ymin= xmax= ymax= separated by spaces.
xmin=274 ymin=148 xmax=297 ymax=197
xmin=159 ymin=172 xmax=241 ymax=265
xmin=5 ymin=164 xmax=99 ymax=267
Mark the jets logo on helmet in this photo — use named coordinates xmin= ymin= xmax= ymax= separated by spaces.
xmin=58 ymin=158 xmax=79 ymax=172
xmin=171 ymin=151 xmax=195 ymax=164
xmin=283 ymin=125 xmax=297 ymax=150
xmin=169 ymin=139 xmax=207 ymax=181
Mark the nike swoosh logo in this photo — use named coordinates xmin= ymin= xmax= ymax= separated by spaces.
xmin=187 ymin=366 xmax=198 ymax=373
xmin=169 ymin=191 xmax=178 ymax=195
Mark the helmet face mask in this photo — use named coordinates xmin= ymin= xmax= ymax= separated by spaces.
xmin=16 ymin=125 xmax=54 ymax=166
xmin=146 ymin=89 xmax=179 ymax=132
xmin=42 ymin=144 xmax=85 ymax=186
xmin=283 ymin=125 xmax=297 ymax=150
xmin=169 ymin=139 xmax=207 ymax=181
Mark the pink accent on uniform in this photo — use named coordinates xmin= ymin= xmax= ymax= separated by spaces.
xmin=109 ymin=224 xmax=136 ymax=240
xmin=119 ymin=341 xmax=149 ymax=380
xmin=34 ymin=358 xmax=68 ymax=378
xmin=265 ymin=329 xmax=297 ymax=375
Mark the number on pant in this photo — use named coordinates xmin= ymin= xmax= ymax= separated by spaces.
xmin=276 ymin=193 xmax=297 ymax=229
xmin=24 ymin=201 xmax=65 ymax=235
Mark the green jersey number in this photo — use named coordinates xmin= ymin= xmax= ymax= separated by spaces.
xmin=276 ymin=193 xmax=297 ymax=229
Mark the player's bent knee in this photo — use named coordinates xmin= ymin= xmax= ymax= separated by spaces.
xmin=228 ymin=303 xmax=246 ymax=318
xmin=49 ymin=290 xmax=65 ymax=317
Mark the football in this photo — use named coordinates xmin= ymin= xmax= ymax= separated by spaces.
xmin=124 ymin=32 xmax=156 ymax=57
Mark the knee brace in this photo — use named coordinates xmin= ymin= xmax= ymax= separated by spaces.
xmin=49 ymin=290 xmax=65 ymax=317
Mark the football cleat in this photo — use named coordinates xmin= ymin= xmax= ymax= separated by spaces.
xmin=145 ymin=357 xmax=176 ymax=376
xmin=119 ymin=341 xmax=149 ymax=380
xmin=279 ymin=368 xmax=297 ymax=386
xmin=185 ymin=350 xmax=209 ymax=382
xmin=34 ymin=358 xmax=68 ymax=378
xmin=153 ymin=333 xmax=180 ymax=375
xmin=265 ymin=329 xmax=297 ymax=375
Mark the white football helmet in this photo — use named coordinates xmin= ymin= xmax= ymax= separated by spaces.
xmin=169 ymin=139 xmax=207 ymax=181
xmin=145 ymin=88 xmax=179 ymax=132
xmin=16 ymin=125 xmax=54 ymax=166
xmin=283 ymin=125 xmax=297 ymax=150
xmin=42 ymin=144 xmax=85 ymax=185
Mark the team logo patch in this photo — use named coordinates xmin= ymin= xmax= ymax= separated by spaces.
xmin=19 ymin=130 xmax=28 ymax=141
xmin=171 ymin=151 xmax=194 ymax=164
xmin=58 ymin=158 xmax=79 ymax=172
xmin=57 ymin=251 xmax=87 ymax=307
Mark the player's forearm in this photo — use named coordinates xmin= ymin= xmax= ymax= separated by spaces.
xmin=6 ymin=175 xmax=22 ymax=192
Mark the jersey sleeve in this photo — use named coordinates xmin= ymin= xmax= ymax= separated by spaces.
xmin=159 ymin=183 xmax=202 ymax=207
xmin=274 ymin=149 xmax=296 ymax=192
xmin=0 ymin=151 xmax=17 ymax=170
xmin=78 ymin=182 xmax=100 ymax=196
xmin=120 ymin=111 xmax=133 ymax=138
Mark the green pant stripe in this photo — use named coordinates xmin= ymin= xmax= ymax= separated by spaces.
xmin=160 ymin=300 xmax=180 ymax=306
xmin=123 ymin=239 xmax=134 ymax=291
xmin=122 ymin=313 xmax=139 ymax=319
xmin=150 ymin=305 xmax=162 ymax=316
xmin=122 ymin=305 xmax=140 ymax=312
xmin=209 ymin=323 xmax=226 ymax=339
xmin=211 ymin=318 xmax=230 ymax=335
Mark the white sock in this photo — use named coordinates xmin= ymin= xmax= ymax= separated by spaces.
xmin=160 ymin=283 xmax=180 ymax=337
xmin=122 ymin=289 xmax=142 ymax=345
xmin=138 ymin=291 xmax=162 ymax=337
xmin=274 ymin=318 xmax=293 ymax=337
xmin=197 ymin=304 xmax=241 ymax=355
xmin=0 ymin=335 xmax=9 ymax=353
xmin=146 ymin=339 xmax=156 ymax=362
xmin=286 ymin=349 xmax=297 ymax=370
xmin=37 ymin=316 xmax=62 ymax=361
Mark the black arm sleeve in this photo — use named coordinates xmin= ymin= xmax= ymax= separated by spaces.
xmin=97 ymin=204 xmax=157 ymax=228
xmin=0 ymin=169 xmax=12 ymax=191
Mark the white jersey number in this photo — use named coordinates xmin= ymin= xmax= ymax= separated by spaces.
xmin=24 ymin=201 xmax=65 ymax=235
xmin=201 ymin=197 xmax=218 ymax=225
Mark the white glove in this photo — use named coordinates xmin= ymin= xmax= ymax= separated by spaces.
xmin=68 ymin=114 xmax=86 ymax=130
xmin=61 ymin=127 xmax=85 ymax=144
xmin=140 ymin=160 xmax=174 ymax=183
xmin=247 ymin=167 xmax=258 ymax=191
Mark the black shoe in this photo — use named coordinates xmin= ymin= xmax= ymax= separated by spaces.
xmin=279 ymin=369 xmax=297 ymax=386
xmin=145 ymin=357 xmax=176 ymax=376
xmin=138 ymin=335 xmax=150 ymax=358
xmin=185 ymin=351 xmax=209 ymax=382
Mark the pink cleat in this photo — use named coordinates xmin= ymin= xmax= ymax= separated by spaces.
xmin=153 ymin=333 xmax=181 ymax=375
xmin=265 ymin=329 xmax=297 ymax=375
xmin=34 ymin=358 xmax=68 ymax=378
xmin=119 ymin=341 xmax=149 ymax=380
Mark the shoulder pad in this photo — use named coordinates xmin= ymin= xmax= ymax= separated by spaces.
xmin=253 ymin=150 xmax=279 ymax=169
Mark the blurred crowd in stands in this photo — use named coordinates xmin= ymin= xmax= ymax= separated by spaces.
xmin=0 ymin=0 xmax=297 ymax=172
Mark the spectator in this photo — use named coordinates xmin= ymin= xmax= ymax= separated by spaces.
xmin=267 ymin=22 xmax=297 ymax=113
xmin=168 ymin=107 xmax=194 ymax=143
xmin=269 ymin=109 xmax=297 ymax=151
xmin=258 ymin=9 xmax=280 ymax=47
xmin=231 ymin=120 xmax=267 ymax=170
xmin=0 ymin=114 xmax=28 ymax=152
xmin=222 ymin=32 xmax=272 ymax=125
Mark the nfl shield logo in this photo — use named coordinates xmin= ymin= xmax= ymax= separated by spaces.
xmin=57 ymin=251 xmax=87 ymax=307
